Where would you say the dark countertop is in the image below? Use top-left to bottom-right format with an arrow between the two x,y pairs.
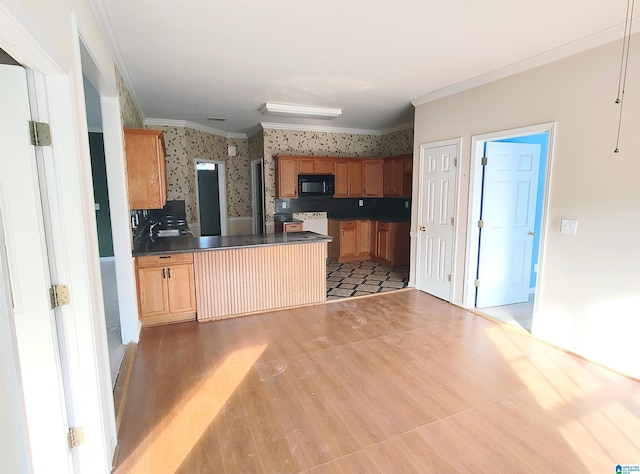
133,231 -> 332,257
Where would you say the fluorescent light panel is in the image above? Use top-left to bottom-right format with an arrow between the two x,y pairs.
260,102 -> 342,120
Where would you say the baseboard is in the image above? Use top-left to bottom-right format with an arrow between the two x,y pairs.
100,256 -> 115,262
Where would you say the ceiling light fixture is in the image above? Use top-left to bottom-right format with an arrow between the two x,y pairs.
260,102 -> 342,120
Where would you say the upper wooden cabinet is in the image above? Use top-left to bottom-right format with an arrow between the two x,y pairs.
383,154 -> 413,197
363,160 -> 383,197
298,157 -> 335,175
334,159 -> 363,197
276,156 -> 298,198
124,128 -> 167,209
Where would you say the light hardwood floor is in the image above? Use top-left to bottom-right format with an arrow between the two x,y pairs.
114,290 -> 640,473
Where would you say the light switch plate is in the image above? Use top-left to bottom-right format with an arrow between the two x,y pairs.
94,202 -> 100,211
358,200 -> 363,206
405,201 -> 409,208
561,218 -> 578,234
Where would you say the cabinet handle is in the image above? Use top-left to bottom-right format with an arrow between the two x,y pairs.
159,256 -> 171,259
167,267 -> 171,278
162,268 -> 166,279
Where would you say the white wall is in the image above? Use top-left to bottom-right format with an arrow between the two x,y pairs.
412,34 -> 640,379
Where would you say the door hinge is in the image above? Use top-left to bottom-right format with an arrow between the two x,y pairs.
67,426 -> 84,449
478,219 -> 484,228
49,284 -> 70,309
474,279 -> 481,288
447,274 -> 452,282
451,217 -> 454,225
481,156 -> 488,166
454,158 -> 458,166
29,121 -> 52,146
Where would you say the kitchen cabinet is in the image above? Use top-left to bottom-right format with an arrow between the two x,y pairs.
403,154 -> 413,198
383,156 -> 405,197
276,156 -> 298,198
373,221 -> 410,266
135,252 -> 196,326
124,128 -> 167,209
356,219 -> 373,258
363,160 -> 383,197
298,157 -> 335,175
328,220 -> 358,262
334,159 -> 363,197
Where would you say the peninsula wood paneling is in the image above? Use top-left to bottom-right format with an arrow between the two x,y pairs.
194,242 -> 326,321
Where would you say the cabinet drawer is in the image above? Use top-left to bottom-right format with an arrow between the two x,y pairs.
377,222 -> 390,230
137,252 -> 194,268
283,222 -> 303,232
340,221 -> 356,230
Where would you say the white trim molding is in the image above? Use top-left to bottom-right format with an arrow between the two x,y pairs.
260,120 -> 414,136
144,118 -> 248,139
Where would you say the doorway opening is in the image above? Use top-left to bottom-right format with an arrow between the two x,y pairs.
83,76 -> 124,387
251,159 -> 265,234
465,124 -> 554,332
195,159 -> 228,236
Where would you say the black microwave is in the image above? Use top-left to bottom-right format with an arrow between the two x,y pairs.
298,174 -> 335,196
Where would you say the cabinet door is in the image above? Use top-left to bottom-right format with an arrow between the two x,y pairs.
167,263 -> 196,314
315,158 -> 335,174
334,160 -> 350,197
348,161 -> 363,196
124,129 -> 167,210
363,160 -> 383,197
298,158 -> 315,174
383,158 -> 394,196
391,159 -> 404,197
277,157 -> 298,198
402,155 -> 413,198
357,220 -> 372,257
376,223 -> 391,263
341,223 -> 358,259
137,266 -> 169,318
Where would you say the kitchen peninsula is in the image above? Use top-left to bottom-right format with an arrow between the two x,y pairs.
133,232 -> 331,326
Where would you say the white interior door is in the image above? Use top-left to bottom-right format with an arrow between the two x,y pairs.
0,64 -> 72,470
476,142 -> 540,308
416,143 -> 458,300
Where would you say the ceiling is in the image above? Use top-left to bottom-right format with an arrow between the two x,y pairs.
91,0 -> 634,137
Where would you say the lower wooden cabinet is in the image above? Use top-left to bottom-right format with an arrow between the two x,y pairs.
372,221 -> 410,267
135,252 -> 196,326
328,219 -> 409,265
328,220 -> 358,262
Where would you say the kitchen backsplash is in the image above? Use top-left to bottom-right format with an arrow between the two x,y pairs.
275,196 -> 411,221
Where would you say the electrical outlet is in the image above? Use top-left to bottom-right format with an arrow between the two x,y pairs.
405,201 -> 409,209
358,200 -> 363,207
282,202 -> 287,209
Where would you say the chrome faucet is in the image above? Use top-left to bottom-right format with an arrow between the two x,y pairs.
149,222 -> 161,237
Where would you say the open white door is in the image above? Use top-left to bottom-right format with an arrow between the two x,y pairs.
416,142 -> 458,300
0,64 -> 72,470
476,142 -> 540,308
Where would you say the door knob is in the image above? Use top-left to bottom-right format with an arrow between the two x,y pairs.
528,231 -> 536,237
420,226 -> 426,231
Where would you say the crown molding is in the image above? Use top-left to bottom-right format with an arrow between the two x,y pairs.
412,22 -> 637,107
260,121 -> 413,136
379,121 -> 415,135
143,118 -> 249,139
89,0 -> 146,121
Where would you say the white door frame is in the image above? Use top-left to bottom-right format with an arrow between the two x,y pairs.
415,138 -> 461,302
251,158 -> 264,234
1,6 -> 123,471
195,158 -> 228,236
463,122 -> 555,312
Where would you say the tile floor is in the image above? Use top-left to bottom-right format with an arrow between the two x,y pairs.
326,259 -> 410,299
